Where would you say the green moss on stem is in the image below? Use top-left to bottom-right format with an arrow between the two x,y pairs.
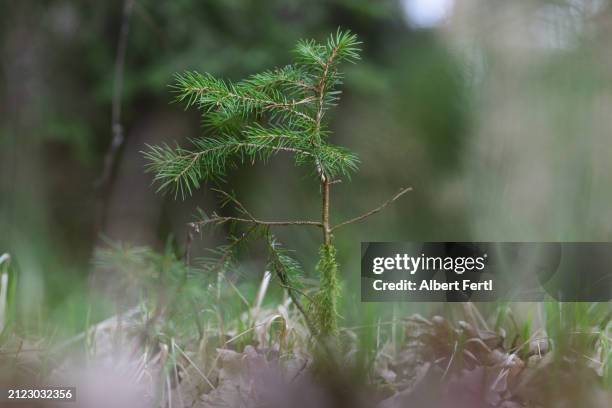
313,244 -> 340,337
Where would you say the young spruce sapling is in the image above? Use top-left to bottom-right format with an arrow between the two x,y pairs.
144,30 -> 411,338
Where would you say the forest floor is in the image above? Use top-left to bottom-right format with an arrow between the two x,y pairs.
2,295 -> 611,408
1,249 -> 611,407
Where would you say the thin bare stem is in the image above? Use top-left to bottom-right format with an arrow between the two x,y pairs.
331,187 -> 412,231
213,189 -> 259,219
195,215 -> 323,228
196,189 -> 323,229
314,46 -> 340,245
322,179 -> 331,245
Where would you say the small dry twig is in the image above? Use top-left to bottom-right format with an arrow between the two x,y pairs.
332,187 -> 412,231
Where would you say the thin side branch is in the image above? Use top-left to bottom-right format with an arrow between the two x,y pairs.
331,187 -> 412,231
198,189 -> 323,229
213,189 -> 256,219
195,215 -> 323,229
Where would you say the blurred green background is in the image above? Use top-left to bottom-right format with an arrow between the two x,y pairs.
1,0 -> 612,335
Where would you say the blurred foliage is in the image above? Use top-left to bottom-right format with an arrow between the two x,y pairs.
0,0 -> 469,327
3,0 -> 611,341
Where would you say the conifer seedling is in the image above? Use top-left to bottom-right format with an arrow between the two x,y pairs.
144,29 -> 411,338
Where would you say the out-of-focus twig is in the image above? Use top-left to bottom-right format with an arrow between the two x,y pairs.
0,253 -> 10,332
0,253 -> 10,266
95,0 -> 136,191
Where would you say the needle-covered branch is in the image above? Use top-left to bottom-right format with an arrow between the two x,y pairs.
195,225 -> 259,274
264,233 -> 318,336
331,187 -> 413,231
144,127 -> 358,199
144,30 -> 361,199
